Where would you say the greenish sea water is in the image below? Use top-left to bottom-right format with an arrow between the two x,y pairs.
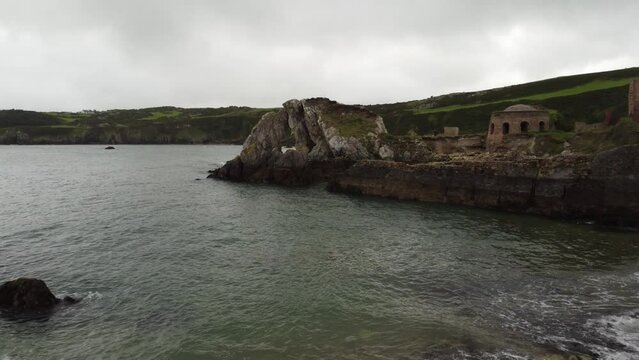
1,145 -> 638,359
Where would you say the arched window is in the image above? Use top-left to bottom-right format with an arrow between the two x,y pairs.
520,121 -> 529,133
539,121 -> 546,131
502,122 -> 510,135
490,123 -> 495,134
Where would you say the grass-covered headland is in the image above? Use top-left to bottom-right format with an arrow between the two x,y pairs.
1,67 -> 638,144
0,107 -> 274,144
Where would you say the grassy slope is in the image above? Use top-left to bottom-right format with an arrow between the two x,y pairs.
0,67 -> 637,144
368,67 -> 639,135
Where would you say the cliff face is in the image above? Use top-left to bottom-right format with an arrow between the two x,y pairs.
328,145 -> 639,228
211,98 -> 388,185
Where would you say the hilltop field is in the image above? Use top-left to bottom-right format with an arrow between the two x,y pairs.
1,67 -> 638,144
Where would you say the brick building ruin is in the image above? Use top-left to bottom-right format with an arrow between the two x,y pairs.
486,104 -> 550,150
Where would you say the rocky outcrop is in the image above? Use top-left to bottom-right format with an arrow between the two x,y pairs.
328,145 -> 639,228
0,278 -> 76,312
211,98 -> 388,185
210,97 -> 639,228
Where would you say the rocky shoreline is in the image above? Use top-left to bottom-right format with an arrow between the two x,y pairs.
210,98 -> 639,229
327,146 -> 639,228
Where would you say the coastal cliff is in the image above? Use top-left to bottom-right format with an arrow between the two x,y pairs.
211,98 -> 639,228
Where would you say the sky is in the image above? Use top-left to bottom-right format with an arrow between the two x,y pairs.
0,0 -> 638,111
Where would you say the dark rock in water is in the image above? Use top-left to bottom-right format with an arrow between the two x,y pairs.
195,178 -> 201,181
62,296 -> 79,304
207,169 -> 216,173
0,278 -> 61,312
105,146 -> 115,150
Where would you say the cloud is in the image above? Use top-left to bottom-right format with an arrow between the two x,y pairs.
0,0 -> 637,110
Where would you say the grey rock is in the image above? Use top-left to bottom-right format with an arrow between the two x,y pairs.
213,98 -> 388,184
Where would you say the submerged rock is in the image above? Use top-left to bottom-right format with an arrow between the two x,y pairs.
0,278 -> 77,312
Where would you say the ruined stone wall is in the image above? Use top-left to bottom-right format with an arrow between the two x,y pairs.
443,127 -> 459,137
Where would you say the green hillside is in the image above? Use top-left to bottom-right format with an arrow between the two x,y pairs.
1,67 -> 637,144
0,106 -> 273,144
368,67 -> 639,135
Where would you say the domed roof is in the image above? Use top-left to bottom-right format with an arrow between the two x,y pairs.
503,104 -> 538,112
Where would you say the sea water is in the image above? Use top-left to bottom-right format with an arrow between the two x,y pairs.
0,145 -> 638,359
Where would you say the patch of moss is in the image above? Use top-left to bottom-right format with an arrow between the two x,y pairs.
140,110 -> 183,120
320,111 -> 377,138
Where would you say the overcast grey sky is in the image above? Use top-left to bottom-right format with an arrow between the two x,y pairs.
0,0 -> 637,111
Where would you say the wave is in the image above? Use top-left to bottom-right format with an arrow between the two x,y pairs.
63,291 -> 104,302
587,312 -> 639,360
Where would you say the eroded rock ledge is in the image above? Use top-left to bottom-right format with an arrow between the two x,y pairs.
327,145 -> 639,228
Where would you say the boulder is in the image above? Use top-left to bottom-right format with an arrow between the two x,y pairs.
0,278 -> 76,312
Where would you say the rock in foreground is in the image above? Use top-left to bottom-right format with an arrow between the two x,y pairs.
0,278 -> 74,312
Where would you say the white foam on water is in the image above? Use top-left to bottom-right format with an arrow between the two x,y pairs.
588,312 -> 639,360
64,291 -> 104,301
481,352 -> 531,360
83,291 -> 103,301
455,350 -> 532,360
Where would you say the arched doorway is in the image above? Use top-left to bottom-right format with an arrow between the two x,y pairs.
490,123 -> 495,134
539,121 -> 546,131
520,121 -> 529,133
502,122 -> 510,135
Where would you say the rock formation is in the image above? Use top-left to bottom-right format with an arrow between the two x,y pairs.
0,278 -> 76,312
211,98 -> 388,185
328,145 -> 639,228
